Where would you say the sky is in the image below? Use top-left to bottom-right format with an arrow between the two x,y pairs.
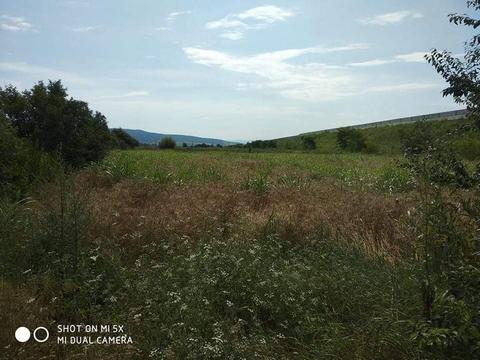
0,0 -> 476,141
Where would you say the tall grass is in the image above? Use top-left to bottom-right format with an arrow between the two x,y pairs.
96,150 -> 414,193
4,148 -> 474,358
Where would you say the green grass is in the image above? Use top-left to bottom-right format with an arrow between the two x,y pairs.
98,149 -> 414,193
1,187 -> 422,359
276,118 -> 476,155
3,147 -> 473,359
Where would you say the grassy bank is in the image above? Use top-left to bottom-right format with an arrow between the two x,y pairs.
275,117 -> 480,158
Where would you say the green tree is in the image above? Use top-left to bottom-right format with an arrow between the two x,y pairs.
426,0 -> 480,129
337,128 -> 366,152
111,128 -> 139,149
0,114 -> 59,198
0,80 -> 112,167
301,136 -> 316,150
410,2 -> 480,357
158,137 -> 176,149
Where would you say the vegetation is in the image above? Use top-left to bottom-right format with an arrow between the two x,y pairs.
111,128 -> 140,149
301,136 -> 316,150
158,136 -> 176,149
275,117 -> 480,157
337,127 -> 367,152
426,0 -> 480,129
0,81 -> 112,168
245,139 -> 278,149
408,3 -> 480,356
0,2 -> 479,358
0,113 -> 60,199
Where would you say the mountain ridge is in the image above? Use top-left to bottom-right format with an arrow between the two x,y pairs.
122,129 -> 240,146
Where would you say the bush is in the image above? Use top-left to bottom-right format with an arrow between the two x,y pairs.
362,141 -> 379,154
452,134 -> 480,160
301,136 -> 316,150
0,114 -> 60,198
0,81 -> 112,168
400,121 -> 435,156
411,189 -> 480,359
158,137 -> 176,149
111,128 -> 139,149
337,128 -> 367,152
246,140 -> 277,149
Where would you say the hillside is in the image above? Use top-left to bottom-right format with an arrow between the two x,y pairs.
275,114 -> 480,159
123,129 -> 240,146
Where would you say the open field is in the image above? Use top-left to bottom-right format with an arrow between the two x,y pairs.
2,149 -> 428,359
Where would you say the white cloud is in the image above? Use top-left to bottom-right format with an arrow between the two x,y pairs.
358,10 -> 423,26
237,5 -> 296,23
98,90 -> 149,99
349,52 -> 428,67
154,10 -> 190,31
220,31 -> 244,40
0,62 -> 90,85
349,59 -> 396,67
394,52 -> 427,62
206,5 -> 297,40
364,83 -> 439,93
183,45 -> 437,101
166,11 -> 191,22
70,25 -> 102,33
0,15 -> 34,32
183,44 -> 366,101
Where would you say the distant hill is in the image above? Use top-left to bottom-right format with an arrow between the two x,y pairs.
122,129 -> 240,147
273,111 -> 479,159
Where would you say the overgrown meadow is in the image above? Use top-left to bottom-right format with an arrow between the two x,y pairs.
2,149 -> 428,359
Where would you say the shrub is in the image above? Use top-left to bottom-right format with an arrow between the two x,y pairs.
301,136 -> 316,150
400,121 -> 435,156
158,137 -> 176,149
411,189 -> 480,359
246,140 -> 277,149
111,128 -> 139,149
362,141 -> 379,154
0,114 -> 60,198
452,134 -> 480,160
337,128 -> 366,152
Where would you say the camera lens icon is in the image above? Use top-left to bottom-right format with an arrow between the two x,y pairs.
15,326 -> 49,343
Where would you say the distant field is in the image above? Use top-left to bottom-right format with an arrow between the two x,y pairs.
100,149 -> 413,193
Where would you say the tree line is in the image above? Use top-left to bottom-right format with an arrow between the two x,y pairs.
0,80 -> 139,197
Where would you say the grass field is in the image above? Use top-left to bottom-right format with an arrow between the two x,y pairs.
1,148 -> 432,359
100,149 -> 413,193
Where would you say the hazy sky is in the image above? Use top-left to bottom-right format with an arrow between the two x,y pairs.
0,0 -> 475,141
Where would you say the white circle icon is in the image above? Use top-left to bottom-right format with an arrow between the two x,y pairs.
33,327 -> 49,343
15,327 -> 31,342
